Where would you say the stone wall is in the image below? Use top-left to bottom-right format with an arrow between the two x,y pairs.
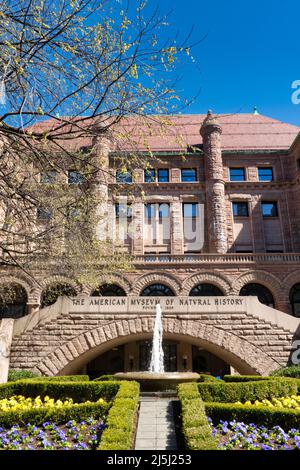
8,296 -> 300,377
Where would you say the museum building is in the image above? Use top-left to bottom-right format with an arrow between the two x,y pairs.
1,111 -> 300,380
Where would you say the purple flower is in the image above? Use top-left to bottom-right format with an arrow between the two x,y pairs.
261,444 -> 273,450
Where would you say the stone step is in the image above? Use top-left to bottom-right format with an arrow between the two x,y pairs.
134,399 -> 178,451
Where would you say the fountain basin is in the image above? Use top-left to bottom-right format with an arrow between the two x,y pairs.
114,372 -> 200,392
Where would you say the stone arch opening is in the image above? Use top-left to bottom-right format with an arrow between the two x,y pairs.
132,272 -> 181,296
189,283 -> 224,296
0,283 -> 28,318
92,284 -> 127,297
182,272 -> 231,296
41,283 -> 78,308
289,283 -> 300,318
140,284 -> 175,297
33,319 -> 280,377
239,283 -> 275,308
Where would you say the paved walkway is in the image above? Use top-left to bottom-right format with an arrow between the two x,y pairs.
135,398 -> 177,450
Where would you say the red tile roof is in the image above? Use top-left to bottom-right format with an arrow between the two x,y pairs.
29,114 -> 300,152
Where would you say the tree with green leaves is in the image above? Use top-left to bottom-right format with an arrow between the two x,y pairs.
0,0 -> 197,291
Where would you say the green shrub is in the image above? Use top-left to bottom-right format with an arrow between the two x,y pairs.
271,365 -> 300,378
177,383 -> 217,450
223,375 -> 272,383
99,381 -> 140,450
205,402 -> 300,430
20,375 -> 90,382
0,401 -> 110,428
0,380 -> 120,402
7,370 -> 40,382
198,374 -> 220,383
198,379 -> 298,403
93,375 -> 117,382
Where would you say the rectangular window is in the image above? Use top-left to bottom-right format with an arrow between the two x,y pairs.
68,170 -> 85,185
158,169 -> 169,182
183,203 -> 199,218
37,207 -> 53,220
144,169 -> 156,182
40,170 -> 57,184
181,168 -> 197,182
232,202 -> 249,217
116,170 -> 132,184
144,203 -> 155,219
115,204 -> 132,218
261,201 -> 278,218
229,168 -> 246,181
258,167 -> 274,182
144,169 -> 169,182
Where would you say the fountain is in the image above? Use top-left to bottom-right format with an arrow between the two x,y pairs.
114,303 -> 199,391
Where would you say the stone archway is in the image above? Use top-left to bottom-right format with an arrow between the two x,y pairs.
181,272 -> 232,296
231,270 -> 282,302
132,273 -> 181,296
32,317 -> 280,377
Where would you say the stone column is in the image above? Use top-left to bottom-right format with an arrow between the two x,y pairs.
91,131 -> 110,242
200,110 -> 227,253
0,319 -> 14,383
171,198 -> 183,254
132,201 -> 144,255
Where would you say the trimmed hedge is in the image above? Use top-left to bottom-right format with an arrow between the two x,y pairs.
8,370 -> 40,382
0,400 -> 110,428
205,402 -> 300,430
99,381 -> 140,450
0,380 -> 119,402
198,374 -> 220,383
223,375 -> 272,383
271,365 -> 300,378
177,383 -> 217,450
197,379 -> 298,403
93,375 -> 117,382
19,375 -> 90,383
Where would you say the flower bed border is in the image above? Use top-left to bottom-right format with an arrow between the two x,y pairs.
197,379 -> 298,403
205,402 -> 300,429
99,381 -> 140,450
0,380 -> 119,402
177,383 -> 217,451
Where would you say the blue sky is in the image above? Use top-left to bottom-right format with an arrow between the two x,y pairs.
159,0 -> 300,126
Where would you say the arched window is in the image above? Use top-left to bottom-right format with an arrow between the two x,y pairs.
189,283 -> 224,296
239,283 -> 275,308
41,283 -> 77,308
0,284 -> 28,318
289,283 -> 300,317
141,283 -> 175,297
92,284 -> 126,296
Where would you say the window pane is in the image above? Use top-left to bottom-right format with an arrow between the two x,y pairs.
181,169 -> 197,182
145,203 -> 155,219
41,170 -> 57,184
158,169 -> 169,182
68,170 -> 85,185
116,170 -> 132,183
159,203 -> 170,218
116,204 -> 132,218
261,202 -> 278,217
232,202 -> 248,217
258,167 -> 273,182
144,169 -> 156,182
229,168 -> 245,181
183,203 -> 199,217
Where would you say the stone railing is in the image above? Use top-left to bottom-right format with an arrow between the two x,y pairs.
134,253 -> 300,264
